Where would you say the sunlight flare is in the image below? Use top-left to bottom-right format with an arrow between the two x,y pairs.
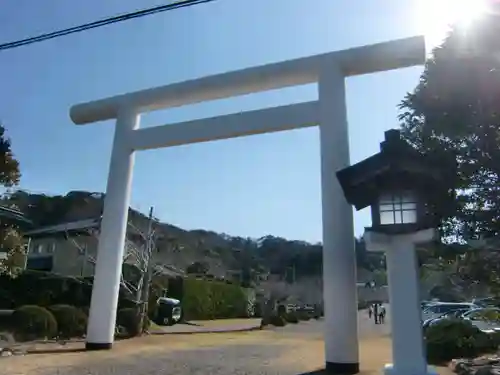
417,0 -> 490,50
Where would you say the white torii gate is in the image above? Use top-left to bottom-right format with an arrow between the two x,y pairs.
70,35 -> 425,374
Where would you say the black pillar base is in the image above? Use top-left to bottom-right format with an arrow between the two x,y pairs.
325,362 -> 360,374
86,342 -> 113,351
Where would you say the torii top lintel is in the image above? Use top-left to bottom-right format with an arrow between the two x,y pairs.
70,35 -> 425,125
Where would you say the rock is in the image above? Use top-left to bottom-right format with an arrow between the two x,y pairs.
0,349 -> 12,357
0,332 -> 15,350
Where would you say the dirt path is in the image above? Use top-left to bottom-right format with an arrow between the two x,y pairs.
0,326 -> 448,375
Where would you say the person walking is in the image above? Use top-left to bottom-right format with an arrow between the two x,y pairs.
379,303 -> 386,324
368,304 -> 373,320
373,303 -> 379,324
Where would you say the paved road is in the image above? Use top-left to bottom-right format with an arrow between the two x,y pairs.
266,309 -> 391,339
0,311 -> 392,375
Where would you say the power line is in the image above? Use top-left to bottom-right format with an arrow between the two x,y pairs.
0,0 -> 217,51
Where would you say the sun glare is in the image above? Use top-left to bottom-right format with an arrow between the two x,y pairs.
417,0 -> 489,51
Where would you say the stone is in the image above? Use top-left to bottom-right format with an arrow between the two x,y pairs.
0,349 -> 12,357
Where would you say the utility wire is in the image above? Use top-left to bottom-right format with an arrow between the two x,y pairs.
0,0 -> 217,51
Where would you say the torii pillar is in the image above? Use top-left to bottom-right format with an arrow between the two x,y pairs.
69,35 -> 425,374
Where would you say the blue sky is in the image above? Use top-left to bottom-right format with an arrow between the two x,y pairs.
1,0 -> 430,242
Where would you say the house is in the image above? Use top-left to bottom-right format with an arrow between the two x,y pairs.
23,217 -> 185,278
23,218 -> 101,274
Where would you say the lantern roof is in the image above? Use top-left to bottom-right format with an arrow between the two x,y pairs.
336,129 -> 453,211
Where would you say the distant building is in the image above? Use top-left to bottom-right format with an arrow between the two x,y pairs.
23,217 -> 184,278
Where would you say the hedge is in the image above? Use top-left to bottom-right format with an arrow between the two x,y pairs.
47,304 -> 87,339
181,278 -> 248,320
1,271 -> 250,322
12,305 -> 58,341
0,270 -> 168,311
261,314 -> 287,327
284,312 -> 299,324
425,319 -> 499,364
116,308 -> 141,337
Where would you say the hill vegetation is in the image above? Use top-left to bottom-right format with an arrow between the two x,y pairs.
4,190 -> 386,286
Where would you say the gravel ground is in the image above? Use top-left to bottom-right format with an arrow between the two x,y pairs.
30,343 -> 289,375
0,311 -> 393,375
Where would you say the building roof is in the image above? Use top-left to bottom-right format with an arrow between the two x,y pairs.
24,214 -> 158,241
24,217 -> 101,238
0,205 -> 32,227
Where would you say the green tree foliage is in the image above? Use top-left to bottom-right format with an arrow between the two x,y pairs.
0,125 -> 20,187
399,14 -> 500,240
0,124 -> 22,275
186,261 -> 209,274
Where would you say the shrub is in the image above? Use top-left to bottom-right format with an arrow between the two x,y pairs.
182,278 -> 248,320
80,306 -> 90,317
47,305 -> 87,339
260,316 -> 270,327
277,304 -> 287,317
297,311 -> 311,321
116,308 -> 141,338
284,312 -> 299,324
12,305 -> 57,341
425,319 -> 498,364
270,314 -> 287,327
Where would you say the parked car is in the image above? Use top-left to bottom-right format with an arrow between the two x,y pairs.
461,307 -> 500,333
421,301 -> 438,310
153,297 -> 182,326
422,308 -> 470,330
421,302 -> 478,322
472,297 -> 500,308
423,307 -> 500,333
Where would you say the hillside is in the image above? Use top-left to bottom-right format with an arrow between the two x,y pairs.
5,190 -> 385,284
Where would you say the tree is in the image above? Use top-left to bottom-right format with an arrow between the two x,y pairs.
0,227 -> 25,275
398,13 -> 500,240
0,124 -> 22,275
186,261 -> 209,275
0,125 -> 20,187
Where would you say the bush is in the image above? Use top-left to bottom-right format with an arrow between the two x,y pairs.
284,312 -> 299,324
297,311 -> 311,321
80,306 -> 90,318
12,305 -> 57,341
277,304 -> 287,316
260,316 -> 269,327
182,279 -> 248,320
425,319 -> 498,364
47,305 -> 87,339
116,308 -> 141,338
270,314 -> 287,327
